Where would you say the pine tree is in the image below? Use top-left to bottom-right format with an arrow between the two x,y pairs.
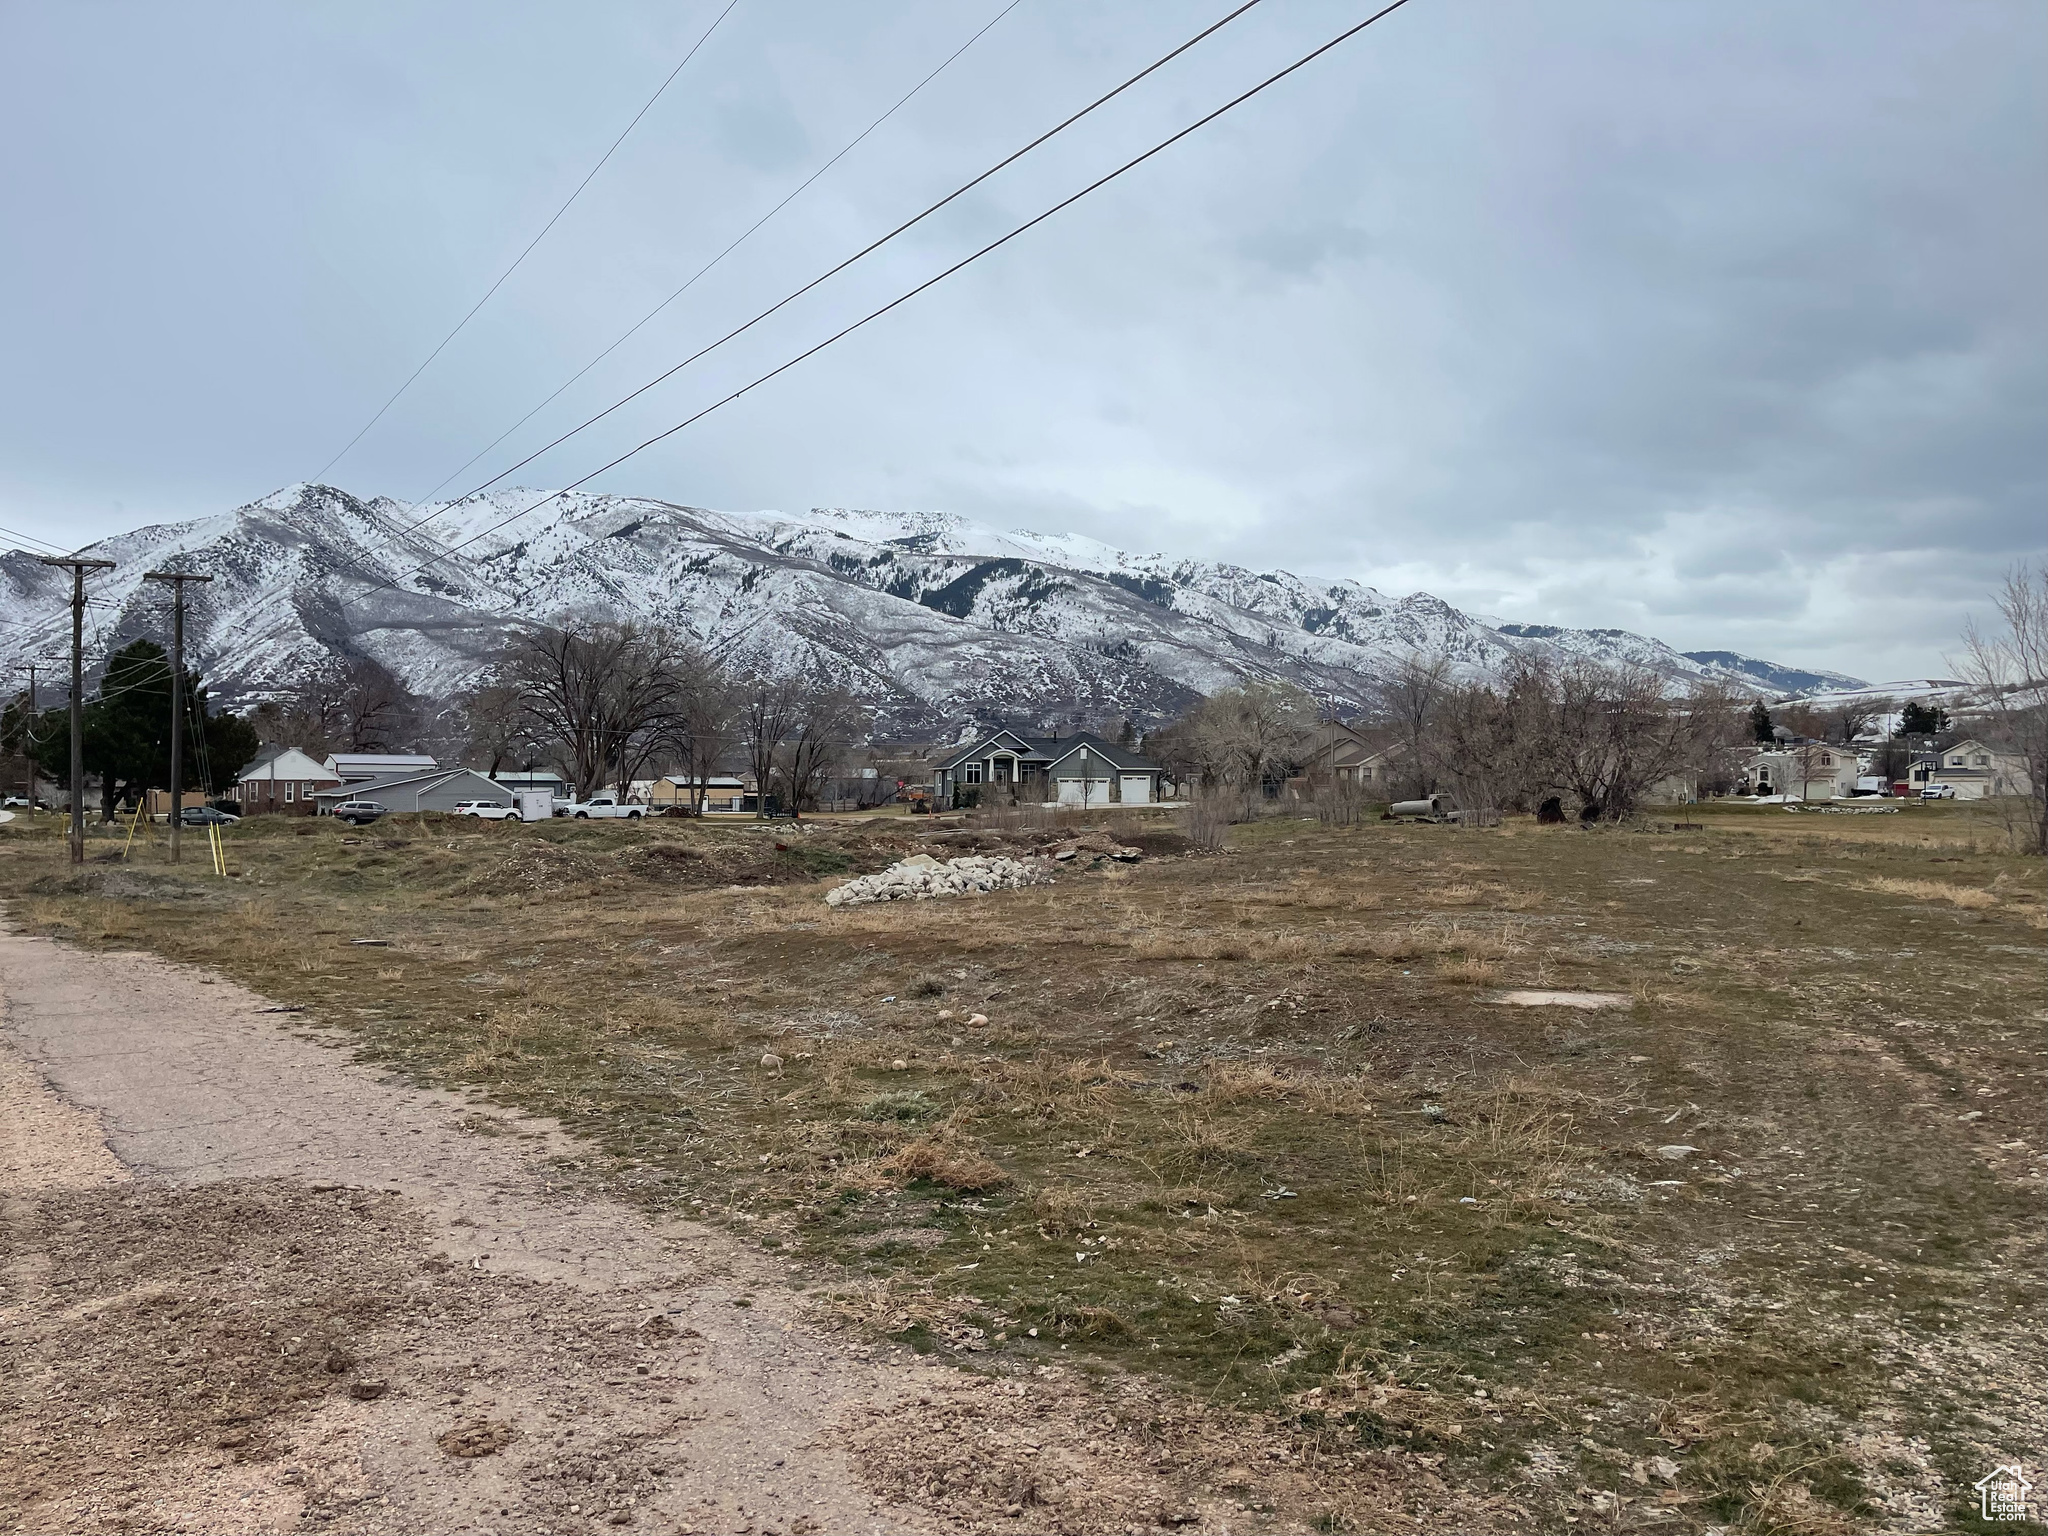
1748,699 -> 1775,743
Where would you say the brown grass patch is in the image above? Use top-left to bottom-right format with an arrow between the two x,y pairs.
1434,955 -> 1500,985
1858,875 -> 1998,908
882,1135 -> 1009,1192
1031,1184 -> 1094,1238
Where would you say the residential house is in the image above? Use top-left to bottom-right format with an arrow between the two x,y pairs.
325,753 -> 438,783
932,731 -> 1165,808
1925,739 -> 2034,800
234,746 -> 343,816
648,775 -> 749,812
1291,721 -> 1406,795
311,767 -> 512,816
1742,742 -> 1859,801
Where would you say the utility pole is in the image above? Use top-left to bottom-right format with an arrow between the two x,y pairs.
3,661 -> 33,811
142,570 -> 212,864
20,662 -> 33,813
38,556 -> 115,864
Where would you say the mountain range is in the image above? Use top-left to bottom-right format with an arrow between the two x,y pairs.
1,483 -> 1866,736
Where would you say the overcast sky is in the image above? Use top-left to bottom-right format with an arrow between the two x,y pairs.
2,1 -> 2040,679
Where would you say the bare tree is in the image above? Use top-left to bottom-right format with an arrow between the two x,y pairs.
778,686 -> 863,818
1429,673 -> 1533,817
336,658 -> 419,752
1803,693 -> 1894,745
652,653 -> 735,814
507,622 -> 680,798
1426,659 -> 1731,821
1532,661 -> 1727,819
459,682 -> 527,778
735,672 -> 804,818
1372,653 -> 1453,799
1956,564 -> 2048,855
1164,679 -> 1318,814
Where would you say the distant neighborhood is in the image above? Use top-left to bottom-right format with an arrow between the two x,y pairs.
2,606 -> 2040,849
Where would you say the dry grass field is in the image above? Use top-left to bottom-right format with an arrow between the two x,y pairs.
3,800 -> 2043,1533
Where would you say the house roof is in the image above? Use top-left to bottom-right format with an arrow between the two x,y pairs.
659,775 -> 747,788
237,746 -> 337,782
936,730 -> 1159,774
933,730 -> 1047,771
313,767 -> 507,801
326,753 -> 439,775
1041,733 -> 1159,773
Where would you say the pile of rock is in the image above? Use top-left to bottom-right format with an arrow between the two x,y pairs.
824,852 -> 1049,907
1048,834 -> 1142,863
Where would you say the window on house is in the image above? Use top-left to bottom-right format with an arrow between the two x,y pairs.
284,782 -> 295,802
1819,754 -> 1832,766
964,763 -> 982,784
1974,754 -> 1989,765
1950,756 -> 1965,766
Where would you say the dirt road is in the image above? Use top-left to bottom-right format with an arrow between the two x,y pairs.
1,924 -> 968,1533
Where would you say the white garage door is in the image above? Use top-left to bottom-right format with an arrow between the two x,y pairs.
1119,775 -> 1152,805
1055,777 -> 1084,805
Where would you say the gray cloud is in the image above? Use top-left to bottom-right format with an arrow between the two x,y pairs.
1,0 -> 2040,679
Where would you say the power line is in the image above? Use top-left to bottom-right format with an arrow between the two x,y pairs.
377,0 -> 1268,546
317,0 -> 1023,611
415,0 -> 1026,508
352,0 -> 1415,606
312,0 -> 745,483
0,522 -> 73,556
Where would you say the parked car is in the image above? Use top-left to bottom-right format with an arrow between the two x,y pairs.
562,794 -> 646,820
1919,784 -> 1956,800
2,795 -> 49,810
453,799 -> 523,822
332,800 -> 388,825
179,806 -> 240,825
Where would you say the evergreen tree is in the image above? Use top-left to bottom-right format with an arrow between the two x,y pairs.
1898,699 -> 1950,738
28,640 -> 260,817
1748,699 -> 1775,743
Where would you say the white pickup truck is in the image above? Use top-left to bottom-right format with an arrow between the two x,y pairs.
562,793 -> 647,820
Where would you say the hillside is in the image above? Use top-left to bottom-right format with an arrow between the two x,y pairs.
0,484 -> 1863,734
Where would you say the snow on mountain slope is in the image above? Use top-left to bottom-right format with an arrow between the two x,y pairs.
0,484 -> 1861,735
1676,650 -> 1868,697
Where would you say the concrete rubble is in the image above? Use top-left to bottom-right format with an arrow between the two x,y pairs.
824,853 -> 1050,907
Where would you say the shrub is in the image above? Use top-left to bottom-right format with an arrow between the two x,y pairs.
859,1090 -> 938,1122
1178,793 -> 1232,852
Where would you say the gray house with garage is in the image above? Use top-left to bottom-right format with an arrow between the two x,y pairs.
931,731 -> 1166,809
310,767 -> 514,816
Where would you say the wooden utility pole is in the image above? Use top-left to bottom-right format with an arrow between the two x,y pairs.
38,556 -> 116,864
19,661 -> 33,813
142,570 -> 212,864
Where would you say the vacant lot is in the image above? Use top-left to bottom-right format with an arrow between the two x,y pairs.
3,801 -> 2043,1533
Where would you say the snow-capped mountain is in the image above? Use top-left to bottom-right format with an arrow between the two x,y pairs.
0,484 -> 1863,735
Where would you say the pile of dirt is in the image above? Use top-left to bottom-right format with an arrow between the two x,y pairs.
614,831 -> 914,889
460,840 -> 614,897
